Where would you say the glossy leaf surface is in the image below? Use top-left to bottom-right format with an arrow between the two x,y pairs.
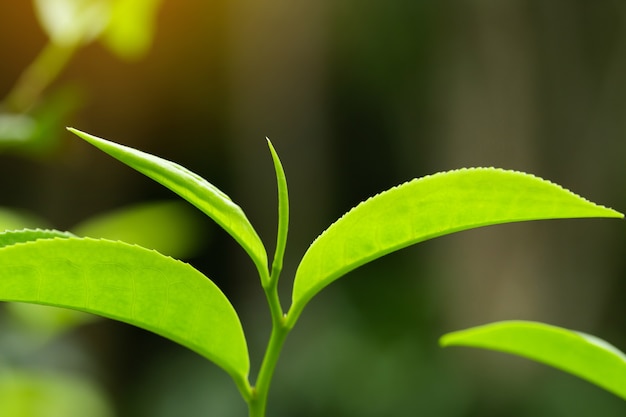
440,320 -> 626,400
289,168 -> 623,324
267,138 -> 289,288
68,128 -> 269,283
0,237 -> 250,390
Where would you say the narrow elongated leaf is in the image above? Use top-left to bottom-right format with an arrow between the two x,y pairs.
288,168 -> 623,325
267,138 -> 289,287
0,228 -> 73,248
0,238 -> 250,393
68,128 -> 269,283
440,320 -> 626,400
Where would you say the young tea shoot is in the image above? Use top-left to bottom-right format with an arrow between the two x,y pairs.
0,128 -> 623,416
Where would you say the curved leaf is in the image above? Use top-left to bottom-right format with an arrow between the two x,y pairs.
440,320 -> 626,400
288,168 -> 623,325
267,138 -> 289,288
0,237 -> 250,394
0,228 -> 73,248
68,128 -> 269,283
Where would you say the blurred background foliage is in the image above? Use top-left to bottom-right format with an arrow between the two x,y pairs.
1,0 -> 626,416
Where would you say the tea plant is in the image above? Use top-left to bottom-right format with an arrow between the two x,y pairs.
0,128 -> 624,416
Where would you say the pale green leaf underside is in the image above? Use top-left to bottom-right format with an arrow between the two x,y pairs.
289,168 -> 623,323
68,128 -> 268,282
0,237 -> 249,387
0,228 -> 73,248
440,320 -> 626,400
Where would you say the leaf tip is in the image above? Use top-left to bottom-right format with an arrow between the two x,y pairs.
67,127 -> 90,140
438,332 -> 458,348
438,335 -> 450,348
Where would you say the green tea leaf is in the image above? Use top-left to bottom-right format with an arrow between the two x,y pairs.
0,237 -> 250,394
68,128 -> 269,284
0,229 -> 73,248
0,113 -> 37,145
267,138 -> 289,288
289,168 -> 623,325
440,320 -> 626,400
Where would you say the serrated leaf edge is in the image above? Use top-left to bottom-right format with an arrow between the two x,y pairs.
308,168 -> 621,247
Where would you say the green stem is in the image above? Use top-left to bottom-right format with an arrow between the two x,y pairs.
3,41 -> 77,112
248,313 -> 290,417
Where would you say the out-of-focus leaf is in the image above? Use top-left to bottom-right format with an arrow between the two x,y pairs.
101,0 -> 164,59
0,370 -> 114,417
6,303 -> 97,339
0,114 -> 36,145
0,209 -> 49,232
440,321 -> 626,401
1,86 -> 82,156
72,200 -> 207,258
33,0 -> 111,46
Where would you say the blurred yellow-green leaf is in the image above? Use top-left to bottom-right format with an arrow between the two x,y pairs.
72,200 -> 207,259
0,370 -> 113,417
1,84 -> 82,156
0,208 -> 48,232
5,303 -> 98,340
101,0 -> 164,59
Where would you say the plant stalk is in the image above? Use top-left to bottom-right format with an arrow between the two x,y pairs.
247,138 -> 292,416
248,301 -> 290,417
4,41 -> 77,112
